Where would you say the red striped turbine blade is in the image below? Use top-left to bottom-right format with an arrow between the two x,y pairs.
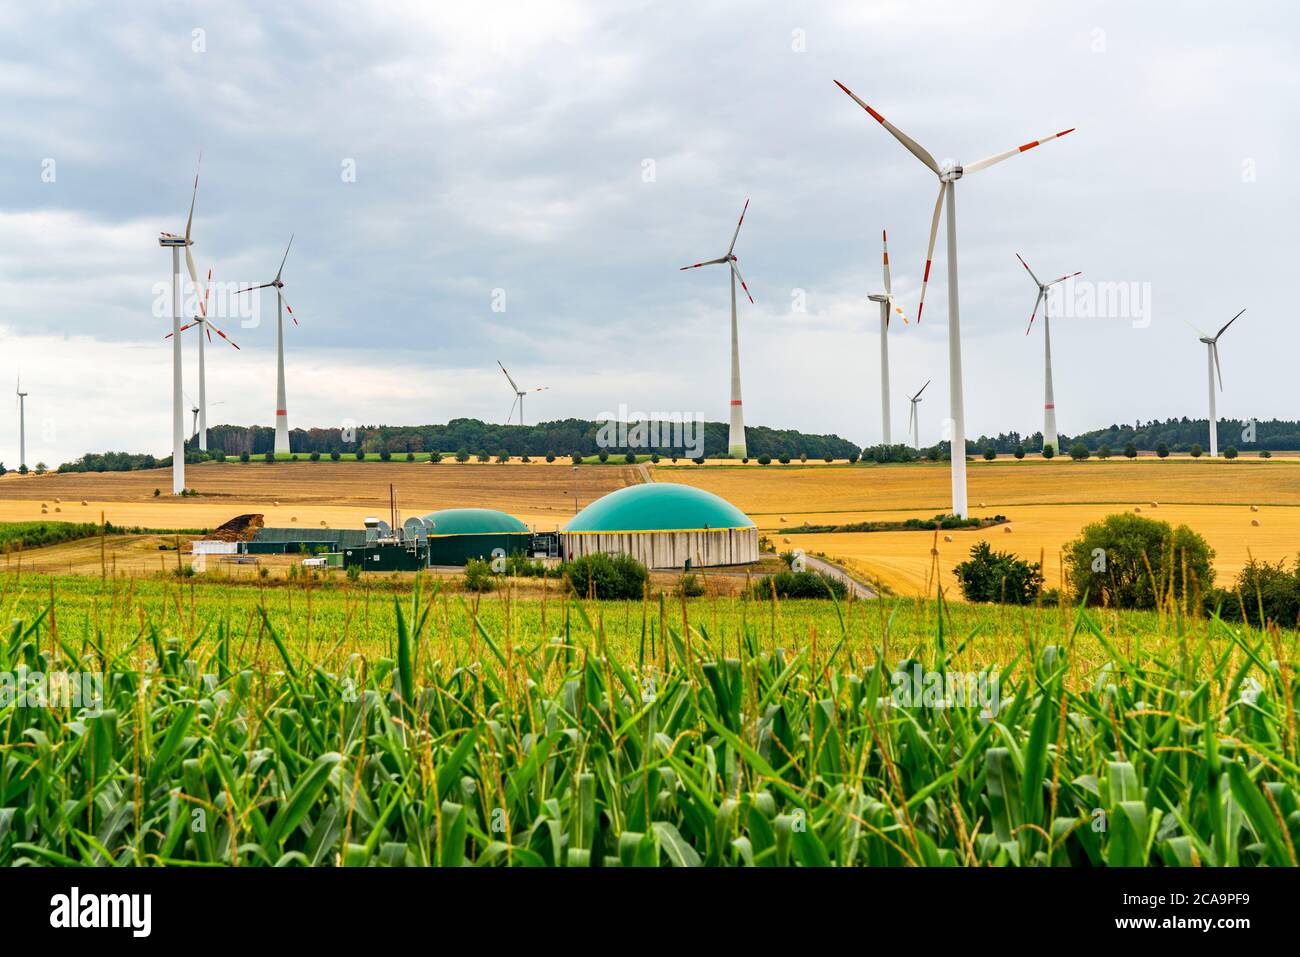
833,81 -> 940,175
209,322 -> 241,350
731,262 -> 754,304
1026,288 -> 1045,336
915,181 -> 947,323
727,198 -> 749,256
964,127 -> 1075,175
282,296 -> 298,325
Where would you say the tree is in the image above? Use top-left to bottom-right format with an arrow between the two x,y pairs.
496,450 -> 510,463
406,451 -> 416,462
597,450 -> 610,463
546,451 -> 557,463
1156,442 -> 1169,458
355,450 -> 366,461
1261,450 -> 1273,459
692,456 -> 705,465
1068,443 -> 1089,461
1224,446 -> 1238,459
758,455 -> 772,465
0,462 -> 5,476
624,452 -> 637,464
953,541 -> 1043,604
569,452 -> 582,465
1063,512 -> 1215,608
1098,444 -> 1112,459
456,449 -> 471,463
1041,445 -> 1055,459
1189,443 -> 1202,458
264,452 -> 275,463
982,447 -> 997,461
330,450 -> 341,461
379,449 -> 392,462
476,450 -> 490,462
1124,442 -> 1137,459
1013,445 -> 1025,460
240,451 -> 251,462
310,451 -> 321,461
428,450 -> 443,463
778,455 -> 791,465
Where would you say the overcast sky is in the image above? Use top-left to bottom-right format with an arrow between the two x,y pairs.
1,0 -> 1296,466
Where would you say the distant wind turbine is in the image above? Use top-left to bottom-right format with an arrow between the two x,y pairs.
497,361 -> 548,425
907,379 -> 930,450
158,153 -> 206,493
680,199 -> 754,458
1016,254 -> 1081,456
867,229 -> 908,444
1193,309 -> 1245,457
235,236 -> 298,456
15,376 -> 28,470
166,267 -> 240,451
835,80 -> 1074,515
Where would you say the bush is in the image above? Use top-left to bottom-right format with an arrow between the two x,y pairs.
824,454 -> 834,463
428,451 -> 442,463
456,449 -> 470,463
563,553 -> 649,600
982,448 -> 997,461
758,455 -> 772,466
1069,443 -> 1090,461
1260,450 -> 1273,459
1098,445 -> 1112,460
330,450 -> 341,461
1063,512 -> 1215,609
675,573 -> 706,598
355,450 -> 366,461
779,455 -> 791,465
1124,442 -> 1137,459
211,451 -> 226,462
546,452 -> 557,463
649,453 -> 660,464
692,456 -> 705,465
1041,445 -> 1055,459
379,449 -> 392,462
406,452 -> 416,462
240,451 -> 251,463
1189,443 -> 1202,458
624,452 -> 637,464
263,452 -> 275,463
748,570 -> 847,600
309,451 -> 320,461
290,454 -> 299,461
598,450 -> 610,463
847,452 -> 859,464
496,450 -> 509,463
476,450 -> 490,462
1209,556 -> 1300,628
463,558 -> 496,593
1224,446 -> 1238,459
570,452 -> 582,465
504,552 -> 549,578
953,541 -> 1043,604
1013,445 -> 1025,460
1156,443 -> 1169,458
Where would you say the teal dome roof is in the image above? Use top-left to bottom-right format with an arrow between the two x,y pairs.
565,484 -> 754,533
420,508 -> 528,535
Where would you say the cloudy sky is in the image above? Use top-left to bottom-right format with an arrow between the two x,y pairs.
1,1 -> 1295,466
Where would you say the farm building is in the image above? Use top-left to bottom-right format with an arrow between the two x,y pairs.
561,484 -> 758,568
341,507 -> 537,570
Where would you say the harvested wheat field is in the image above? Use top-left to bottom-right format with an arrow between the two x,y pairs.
0,461 -> 637,530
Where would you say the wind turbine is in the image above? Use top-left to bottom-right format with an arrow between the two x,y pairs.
1016,254 -> 1081,455
680,199 -> 754,458
907,379 -> 930,450
835,80 -> 1074,516
158,154 -> 207,493
1194,309 -> 1245,457
497,361 -> 548,425
867,229 -> 908,444
235,236 -> 298,456
165,268 -> 241,451
15,377 -> 27,471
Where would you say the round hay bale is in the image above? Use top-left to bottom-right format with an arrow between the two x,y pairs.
1134,506 -> 1142,512
1150,501 -> 1159,508
290,516 -> 297,523
54,497 -> 60,503
780,516 -> 787,523
80,500 -> 87,506
320,520 -> 327,527
54,507 -> 61,513
782,536 -> 791,544
1250,505 -> 1260,512
1002,525 -> 1013,533
930,547 -> 940,556
943,534 -> 953,543
978,502 -> 986,508
1251,518 -> 1261,527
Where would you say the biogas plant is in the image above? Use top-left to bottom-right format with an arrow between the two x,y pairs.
191,484 -> 758,572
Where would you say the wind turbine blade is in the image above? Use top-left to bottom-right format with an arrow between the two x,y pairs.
679,257 -> 729,270
1026,288 -> 1045,336
908,401 -> 915,430
889,295 -> 909,326
280,292 -> 298,326
206,319 -> 241,350
184,151 -> 202,243
881,229 -> 892,295
964,127 -> 1076,174
1213,342 -> 1223,391
1214,308 -> 1245,341
497,360 -> 520,393
275,234 -> 295,282
206,324 -> 212,343
1046,270 -> 1082,286
185,247 -> 207,317
507,396 -> 518,423
726,198 -> 749,256
915,181 -> 947,323
833,81 -> 940,175
533,386 -> 550,393
1015,253 -> 1043,287
730,261 -> 754,304
233,283 -> 274,295
914,379 -> 931,400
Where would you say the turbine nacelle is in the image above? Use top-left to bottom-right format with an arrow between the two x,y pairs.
939,162 -> 963,182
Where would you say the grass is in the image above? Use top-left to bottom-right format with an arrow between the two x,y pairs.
1,571 -> 1297,866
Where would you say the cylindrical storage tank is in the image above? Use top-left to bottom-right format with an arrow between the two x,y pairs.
421,508 -> 532,566
561,484 -> 758,568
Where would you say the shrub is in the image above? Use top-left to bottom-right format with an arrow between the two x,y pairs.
211,451 -> 226,462
624,452 -> 637,464
463,558 -> 495,593
953,541 -> 1043,604
1224,446 -> 1238,459
496,450 -> 509,463
355,450 -> 366,461
240,451 -> 251,463
263,452 -> 275,463
406,452 -> 416,462
779,455 -> 791,465
429,451 -> 442,463
982,448 -> 997,461
824,454 -> 834,463
1156,443 -> 1169,458
758,455 -> 772,466
1098,445 -> 1112,460
1189,443 -> 1202,458
1124,442 -> 1138,459
476,450 -> 490,463
546,452 -> 557,463
1209,556 -> 1300,628
570,452 -> 582,465
379,449 -> 392,462
309,451 -> 320,461
1069,443 -> 1090,461
1013,445 -> 1025,460
153,488 -> 161,497
330,450 -> 341,461
1041,445 -> 1055,460
504,552 -> 549,578
674,573 -> 706,598
748,570 -> 847,600
1063,512 -> 1214,609
456,449 -> 470,463
563,553 -> 649,600
649,453 -> 660,464
291,454 -> 299,461
1260,450 -> 1272,459
799,453 -> 808,463
847,452 -> 859,464
520,454 -> 531,463
692,456 -> 705,465
598,450 -> 610,463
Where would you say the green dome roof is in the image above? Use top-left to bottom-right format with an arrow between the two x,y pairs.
565,484 -> 754,533
420,508 -> 529,535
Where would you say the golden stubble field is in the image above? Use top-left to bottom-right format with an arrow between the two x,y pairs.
657,459 -> 1300,597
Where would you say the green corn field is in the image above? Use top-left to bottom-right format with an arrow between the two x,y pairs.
0,572 -> 1296,866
